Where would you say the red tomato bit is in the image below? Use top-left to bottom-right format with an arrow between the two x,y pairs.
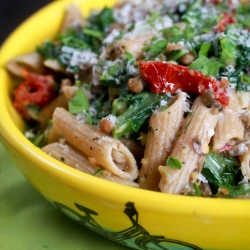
219,142 -> 232,152
138,61 -> 229,106
13,68 -> 55,119
215,12 -> 237,33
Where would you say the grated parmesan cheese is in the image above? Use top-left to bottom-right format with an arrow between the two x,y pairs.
60,46 -> 98,72
76,112 -> 88,124
89,106 -> 97,117
105,114 -> 117,126
103,29 -> 121,45
198,173 -> 208,184
207,129 -> 215,137
58,143 -> 70,153
160,100 -> 168,107
25,130 -> 35,138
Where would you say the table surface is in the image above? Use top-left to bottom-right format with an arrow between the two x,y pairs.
1,1 -> 126,249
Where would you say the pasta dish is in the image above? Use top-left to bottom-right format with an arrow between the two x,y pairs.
6,0 -> 250,198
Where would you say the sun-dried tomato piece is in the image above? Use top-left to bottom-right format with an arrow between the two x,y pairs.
138,61 -> 229,106
13,68 -> 55,119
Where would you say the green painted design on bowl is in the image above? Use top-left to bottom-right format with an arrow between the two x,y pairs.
54,201 -> 202,250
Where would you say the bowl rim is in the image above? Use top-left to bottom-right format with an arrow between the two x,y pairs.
0,0 -> 250,219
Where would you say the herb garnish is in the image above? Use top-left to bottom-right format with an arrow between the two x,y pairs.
93,169 -> 104,176
166,157 -> 182,170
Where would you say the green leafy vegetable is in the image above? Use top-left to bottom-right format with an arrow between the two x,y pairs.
181,0 -> 203,25
181,0 -> 218,35
112,99 -> 128,116
193,183 -> 201,197
87,7 -> 116,32
83,28 -> 103,38
37,10 -> 114,71
59,28 -> 89,49
219,183 -> 250,198
217,25 -> 250,91
87,91 -> 112,125
100,55 -> 137,95
166,49 -> 188,62
201,151 -> 248,197
235,4 -> 250,28
146,12 -> 162,26
163,26 -> 185,43
202,151 -> 241,191
198,43 -> 211,57
68,89 -> 89,114
189,43 -> 223,76
219,27 -> 239,66
36,41 -> 61,60
93,169 -> 104,176
143,37 -> 168,60
190,55 -> 223,76
29,133 -> 45,148
166,157 -> 182,170
113,92 -> 168,138
69,89 -> 94,124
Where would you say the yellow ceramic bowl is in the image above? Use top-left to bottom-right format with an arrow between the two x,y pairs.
0,1 -> 250,249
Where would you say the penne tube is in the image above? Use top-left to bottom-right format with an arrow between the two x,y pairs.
43,59 -> 66,73
239,145 -> 250,181
60,4 -> 86,34
236,91 -> 250,110
52,107 -> 138,180
5,52 -> 44,76
114,33 -> 153,59
158,96 -> 219,194
37,94 -> 68,129
212,109 -> 244,152
44,124 -> 58,145
235,91 -> 250,128
139,93 -> 187,191
42,142 -> 138,187
61,85 -> 79,102
119,137 -> 144,164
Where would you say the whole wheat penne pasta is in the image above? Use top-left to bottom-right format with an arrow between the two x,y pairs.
139,93 -> 187,191
52,107 -> 138,180
119,137 -> 144,163
239,145 -> 250,181
236,91 -> 250,110
5,52 -> 44,76
212,91 -> 245,152
114,33 -> 153,59
227,90 -> 240,110
60,4 -> 86,34
42,142 -> 138,187
158,96 -> 219,194
44,124 -> 58,145
38,94 -> 68,129
235,91 -> 250,127
61,85 -> 79,102
212,109 -> 244,152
